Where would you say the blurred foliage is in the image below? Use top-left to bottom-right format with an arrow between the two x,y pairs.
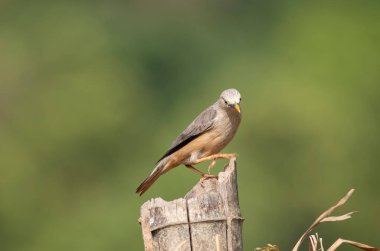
0,1 -> 379,250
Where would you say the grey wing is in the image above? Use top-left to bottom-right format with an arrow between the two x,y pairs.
157,106 -> 217,162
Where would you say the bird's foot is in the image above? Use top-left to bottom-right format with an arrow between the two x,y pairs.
194,153 -> 237,165
217,153 -> 237,159
200,174 -> 218,183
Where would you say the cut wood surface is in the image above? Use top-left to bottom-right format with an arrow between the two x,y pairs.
139,158 -> 244,251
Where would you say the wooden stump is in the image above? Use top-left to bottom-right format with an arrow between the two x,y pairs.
139,158 -> 244,251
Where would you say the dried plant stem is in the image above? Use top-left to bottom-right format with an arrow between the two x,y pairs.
327,238 -> 380,251
292,189 -> 355,251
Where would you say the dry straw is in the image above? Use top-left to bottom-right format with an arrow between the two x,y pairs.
257,189 -> 380,251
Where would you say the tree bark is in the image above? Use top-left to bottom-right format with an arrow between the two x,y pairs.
139,158 -> 244,251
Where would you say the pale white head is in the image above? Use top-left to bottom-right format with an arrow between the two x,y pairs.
219,88 -> 241,113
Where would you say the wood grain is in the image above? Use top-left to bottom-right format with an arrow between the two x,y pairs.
139,158 -> 244,251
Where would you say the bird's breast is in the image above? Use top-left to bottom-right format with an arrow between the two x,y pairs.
179,109 -> 241,165
196,110 -> 240,158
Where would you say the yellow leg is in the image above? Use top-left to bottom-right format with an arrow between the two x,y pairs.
186,165 -> 206,176
186,165 -> 218,180
187,153 -> 236,180
193,153 -> 237,165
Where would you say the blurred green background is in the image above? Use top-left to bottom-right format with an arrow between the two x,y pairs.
1,1 -> 379,250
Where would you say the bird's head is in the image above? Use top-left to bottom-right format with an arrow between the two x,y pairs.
219,88 -> 241,113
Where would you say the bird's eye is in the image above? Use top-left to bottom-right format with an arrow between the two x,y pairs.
224,100 -> 228,105
239,98 -> 242,102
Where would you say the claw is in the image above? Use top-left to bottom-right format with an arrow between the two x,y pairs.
200,174 -> 218,183
223,153 -> 237,159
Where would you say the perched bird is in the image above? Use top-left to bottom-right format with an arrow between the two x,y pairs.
136,88 -> 242,196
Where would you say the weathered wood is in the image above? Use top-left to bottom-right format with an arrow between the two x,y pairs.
139,198 -> 191,251
139,158 -> 244,251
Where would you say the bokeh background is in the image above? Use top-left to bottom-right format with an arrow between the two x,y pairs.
1,1 -> 379,250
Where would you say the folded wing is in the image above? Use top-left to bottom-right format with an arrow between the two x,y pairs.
157,106 -> 217,162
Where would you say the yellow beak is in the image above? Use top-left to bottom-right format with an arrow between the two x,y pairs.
234,103 -> 241,113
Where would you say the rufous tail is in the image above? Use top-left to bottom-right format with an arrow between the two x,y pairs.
136,158 -> 169,196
